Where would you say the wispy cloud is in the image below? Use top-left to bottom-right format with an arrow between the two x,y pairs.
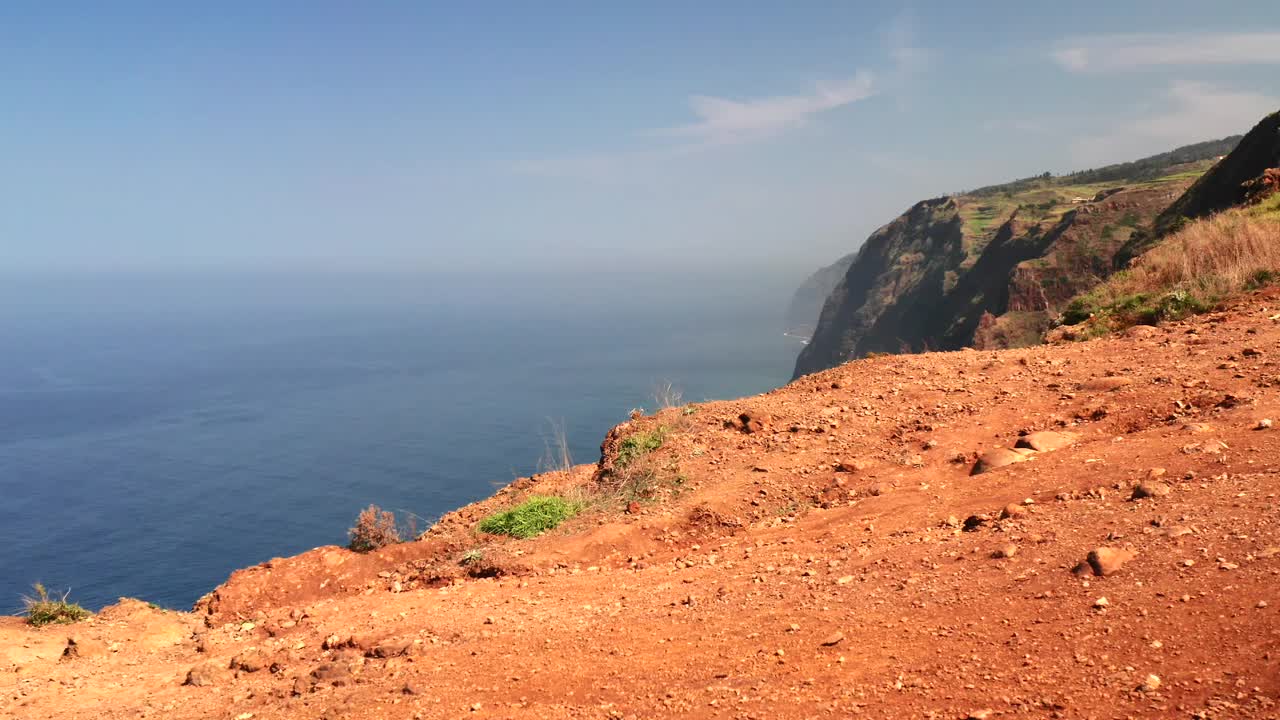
1071,81 -> 1278,166
1053,32 -> 1280,72
655,72 -> 876,145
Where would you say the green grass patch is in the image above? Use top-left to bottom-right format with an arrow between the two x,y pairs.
22,584 -> 90,627
615,426 -> 668,469
477,496 -> 582,539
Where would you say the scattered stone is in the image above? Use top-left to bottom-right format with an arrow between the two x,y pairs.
992,544 -> 1019,559
368,637 -> 414,658
999,503 -> 1026,520
819,632 -> 845,646
1139,674 -> 1162,692
230,652 -> 266,673
310,662 -> 351,682
1081,376 -> 1133,392
835,459 -> 871,474
1085,547 -> 1135,576
184,661 -> 229,687
1131,481 -> 1171,500
1015,430 -> 1079,452
971,448 -> 1033,475
61,635 -> 107,660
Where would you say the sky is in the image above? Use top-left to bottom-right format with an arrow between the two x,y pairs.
1,2 -> 1277,276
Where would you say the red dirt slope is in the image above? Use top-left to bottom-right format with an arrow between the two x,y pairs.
4,292 -> 1280,719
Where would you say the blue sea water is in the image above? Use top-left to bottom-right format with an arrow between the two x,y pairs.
0,271 -> 801,611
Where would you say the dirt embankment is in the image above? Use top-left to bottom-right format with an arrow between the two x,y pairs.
5,291 -> 1280,719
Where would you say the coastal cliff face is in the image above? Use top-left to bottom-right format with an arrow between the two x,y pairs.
783,253 -> 855,338
793,139 -> 1238,379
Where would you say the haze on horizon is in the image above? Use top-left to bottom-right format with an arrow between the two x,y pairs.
2,2 -> 1277,276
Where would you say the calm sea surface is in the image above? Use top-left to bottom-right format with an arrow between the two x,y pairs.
0,271 -> 801,611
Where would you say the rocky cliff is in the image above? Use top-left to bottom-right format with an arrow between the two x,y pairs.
1117,111 -> 1280,265
793,138 -> 1240,379
783,253 -> 856,338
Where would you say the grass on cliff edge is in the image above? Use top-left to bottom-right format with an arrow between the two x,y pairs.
23,583 -> 90,627
615,426 -> 668,469
477,496 -> 582,539
1059,208 -> 1280,333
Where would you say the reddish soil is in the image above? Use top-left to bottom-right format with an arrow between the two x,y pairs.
5,292 -> 1280,719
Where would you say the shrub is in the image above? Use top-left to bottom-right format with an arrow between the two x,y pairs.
477,496 -> 581,539
615,426 -> 667,469
348,505 -> 401,552
23,583 -> 90,627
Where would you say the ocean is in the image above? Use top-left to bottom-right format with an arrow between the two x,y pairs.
0,271 -> 802,611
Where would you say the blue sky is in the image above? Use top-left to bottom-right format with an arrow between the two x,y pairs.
2,2 -> 1277,274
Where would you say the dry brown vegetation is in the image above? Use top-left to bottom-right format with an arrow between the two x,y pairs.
347,505 -> 401,552
1061,208 -> 1280,332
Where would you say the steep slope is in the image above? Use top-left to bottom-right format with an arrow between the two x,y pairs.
783,253 -> 856,338
1117,111 -> 1280,265
6,291 -> 1280,719
793,138 -> 1239,379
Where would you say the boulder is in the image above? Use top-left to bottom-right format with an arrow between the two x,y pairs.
970,448 -> 1033,475
1084,547 -> 1135,576
1014,431 -> 1079,452
1131,481 -> 1172,500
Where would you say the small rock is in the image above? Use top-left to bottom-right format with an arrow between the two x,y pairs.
626,501 -> 642,515
1085,547 -> 1135,576
1256,418 -> 1273,430
1139,674 -> 1161,692
184,661 -> 228,687
1131,481 -> 1171,500
835,459 -> 871,474
62,635 -> 108,660
819,632 -> 844,646
992,544 -> 1019,559
967,710 -> 993,720
1257,600 -> 1269,609
310,662 -> 350,682
291,677 -> 313,696
962,514 -> 989,532
999,503 -> 1026,520
368,637 -> 413,658
1081,376 -> 1133,392
1015,430 -> 1079,452
970,448 -> 1033,476
230,652 -> 266,673
1094,596 -> 1110,609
